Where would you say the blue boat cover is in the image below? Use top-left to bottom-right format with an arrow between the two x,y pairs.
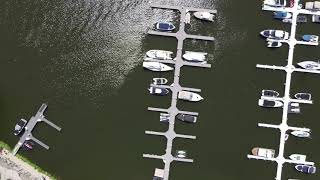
158,23 -> 171,30
302,35 -> 312,41
274,11 -> 287,18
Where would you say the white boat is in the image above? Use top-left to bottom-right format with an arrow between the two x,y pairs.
182,51 -> 207,62
260,30 -> 289,40
193,12 -> 214,21
160,113 -> 170,123
312,15 -> 320,23
263,0 -> 286,7
148,87 -> 169,96
258,99 -> 283,107
291,130 -> 311,138
143,62 -> 173,72
175,150 -> 187,158
289,154 -> 307,161
267,41 -> 282,48
294,93 -> 311,100
178,91 -> 203,102
251,147 -> 275,158
145,50 -> 173,61
153,78 -> 168,85
297,61 -> 320,70
261,89 -> 279,97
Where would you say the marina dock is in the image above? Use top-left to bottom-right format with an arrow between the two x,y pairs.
143,4 -> 216,180
247,1 -> 320,180
12,104 -> 61,155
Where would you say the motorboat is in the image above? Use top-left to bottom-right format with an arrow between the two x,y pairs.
302,35 -> 319,43
153,168 -> 164,180
153,78 -> 168,85
294,93 -> 312,100
285,134 -> 289,141
288,102 -> 301,113
263,0 -> 286,7
154,22 -> 175,31
273,11 -> 292,19
291,130 -> 311,138
289,154 -> 307,161
14,119 -> 27,136
305,1 -> 320,10
175,150 -> 187,158
23,141 -> 34,150
312,15 -> 320,23
283,15 -> 307,23
193,12 -> 214,21
295,165 -> 316,174
178,91 -> 203,102
160,113 -> 170,123
258,99 -> 283,108
182,51 -> 207,62
251,147 -> 275,158
297,61 -> 320,70
145,50 -> 173,61
261,89 -> 279,97
267,41 -> 282,48
176,114 -> 197,123
260,30 -> 289,40
143,62 -> 173,72
148,87 -> 169,96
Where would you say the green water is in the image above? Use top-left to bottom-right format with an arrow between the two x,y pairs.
0,0 -> 319,179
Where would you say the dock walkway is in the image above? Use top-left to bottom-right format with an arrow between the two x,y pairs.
143,4 -> 216,180
247,2 -> 320,180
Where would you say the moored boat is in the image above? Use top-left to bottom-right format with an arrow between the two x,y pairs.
176,114 -> 197,123
182,51 -> 207,62
193,12 -> 214,21
289,154 -> 307,161
178,91 -> 203,102
267,41 -> 282,48
145,50 -> 173,61
263,0 -> 286,7
143,62 -> 173,72
23,141 -> 34,150
273,11 -> 292,19
297,61 -> 320,70
295,165 -> 316,174
258,99 -> 283,107
294,93 -> 312,100
261,89 -> 279,97
260,30 -> 289,40
175,150 -> 187,158
251,147 -> 275,158
291,130 -> 311,138
155,22 -> 175,31
160,113 -> 170,123
153,78 -> 168,85
148,87 -> 169,96
302,35 -> 319,43
14,119 -> 27,136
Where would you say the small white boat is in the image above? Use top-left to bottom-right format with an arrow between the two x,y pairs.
153,168 -> 164,179
297,61 -> 320,70
258,99 -> 283,108
312,15 -> 320,23
291,130 -> 311,138
175,150 -> 187,158
145,50 -> 173,61
160,113 -> 170,123
182,51 -> 207,62
148,87 -> 169,96
143,62 -> 173,72
251,147 -> 275,158
193,12 -> 214,21
261,89 -> 279,97
260,30 -> 289,40
153,78 -> 168,85
267,41 -> 282,48
285,133 -> 289,141
289,154 -> 307,161
294,93 -> 311,100
178,91 -> 203,102
263,0 -> 286,7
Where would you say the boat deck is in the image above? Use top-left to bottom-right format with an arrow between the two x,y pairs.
11,104 -> 61,155
143,4 -> 215,180
248,2 -> 320,180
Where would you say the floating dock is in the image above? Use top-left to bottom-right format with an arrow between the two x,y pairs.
247,1 -> 320,180
143,4 -> 216,180
12,104 -> 61,155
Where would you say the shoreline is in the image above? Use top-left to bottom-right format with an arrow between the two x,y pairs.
0,141 -> 57,180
